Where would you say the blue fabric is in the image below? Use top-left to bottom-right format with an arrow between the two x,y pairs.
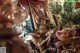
22,18 -> 33,34
50,33 -> 56,48
26,15 -> 33,32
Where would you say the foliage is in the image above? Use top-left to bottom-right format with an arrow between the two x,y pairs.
49,2 -> 62,14
64,2 -> 74,12
49,2 -> 80,28
71,9 -> 80,25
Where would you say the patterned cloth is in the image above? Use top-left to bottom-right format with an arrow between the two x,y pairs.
28,0 -> 54,29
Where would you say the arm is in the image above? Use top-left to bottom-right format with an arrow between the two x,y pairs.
39,30 -> 54,46
39,35 -> 50,47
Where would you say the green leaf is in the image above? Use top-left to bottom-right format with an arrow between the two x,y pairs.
66,0 -> 75,2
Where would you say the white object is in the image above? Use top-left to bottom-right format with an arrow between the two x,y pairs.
26,15 -> 30,21
0,47 -> 6,53
22,22 -> 26,26
24,34 -> 33,41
